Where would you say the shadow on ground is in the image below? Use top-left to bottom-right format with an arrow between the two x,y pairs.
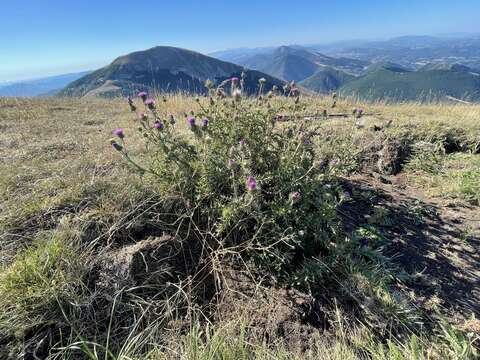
338,175 -> 480,320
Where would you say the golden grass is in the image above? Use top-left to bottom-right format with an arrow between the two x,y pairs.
1,94 -> 479,249
1,95 -> 480,359
1,94 -> 479,233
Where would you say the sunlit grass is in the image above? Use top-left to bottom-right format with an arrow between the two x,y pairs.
1,94 -> 479,359
406,151 -> 480,205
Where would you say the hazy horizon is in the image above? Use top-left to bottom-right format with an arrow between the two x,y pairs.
3,31 -> 480,84
1,0 -> 479,82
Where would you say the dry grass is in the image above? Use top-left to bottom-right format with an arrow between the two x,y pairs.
0,96 -> 200,255
3,95 -> 478,248
1,95 -> 479,359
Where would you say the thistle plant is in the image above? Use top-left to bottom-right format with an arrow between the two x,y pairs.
353,107 -> 364,118
110,78 -> 339,282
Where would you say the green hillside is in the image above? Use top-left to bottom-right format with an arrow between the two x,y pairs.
299,67 -> 355,93
340,64 -> 480,101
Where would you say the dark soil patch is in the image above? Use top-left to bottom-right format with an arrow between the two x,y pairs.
215,269 -> 327,353
338,173 -> 480,331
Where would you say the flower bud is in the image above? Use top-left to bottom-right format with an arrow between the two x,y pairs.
153,120 -> 164,130
247,176 -> 257,192
187,116 -> 196,127
289,191 -> 301,204
144,98 -> 156,110
112,128 -> 125,139
127,96 -> 136,112
110,140 -> 123,151
342,191 -> 352,201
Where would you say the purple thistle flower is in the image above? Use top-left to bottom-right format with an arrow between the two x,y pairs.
357,108 -> 364,114
112,128 -> 125,139
231,77 -> 239,82
304,139 -> 313,146
201,118 -> 209,127
138,91 -> 147,100
247,176 -> 257,192
289,191 -> 301,204
153,120 -> 164,130
111,140 -> 123,151
228,159 -> 236,168
144,98 -> 156,109
187,116 -> 196,127
239,139 -> 246,148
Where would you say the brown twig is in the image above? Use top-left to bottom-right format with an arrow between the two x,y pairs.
275,113 -> 382,122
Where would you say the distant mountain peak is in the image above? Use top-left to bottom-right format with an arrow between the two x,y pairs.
59,46 -> 284,97
299,67 -> 355,93
211,45 -> 368,92
419,62 -> 473,72
366,62 -> 410,73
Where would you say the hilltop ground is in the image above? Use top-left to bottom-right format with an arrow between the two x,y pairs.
0,95 -> 479,359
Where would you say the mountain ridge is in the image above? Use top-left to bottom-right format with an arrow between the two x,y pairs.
339,65 -> 480,101
0,71 -> 92,97
212,45 -> 366,93
60,46 -> 285,97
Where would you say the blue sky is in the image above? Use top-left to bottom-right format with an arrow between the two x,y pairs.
1,0 -> 479,82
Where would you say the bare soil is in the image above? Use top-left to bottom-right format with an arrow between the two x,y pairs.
339,172 -> 480,333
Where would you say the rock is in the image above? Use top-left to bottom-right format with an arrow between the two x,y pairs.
377,139 -> 410,175
95,235 -> 186,292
